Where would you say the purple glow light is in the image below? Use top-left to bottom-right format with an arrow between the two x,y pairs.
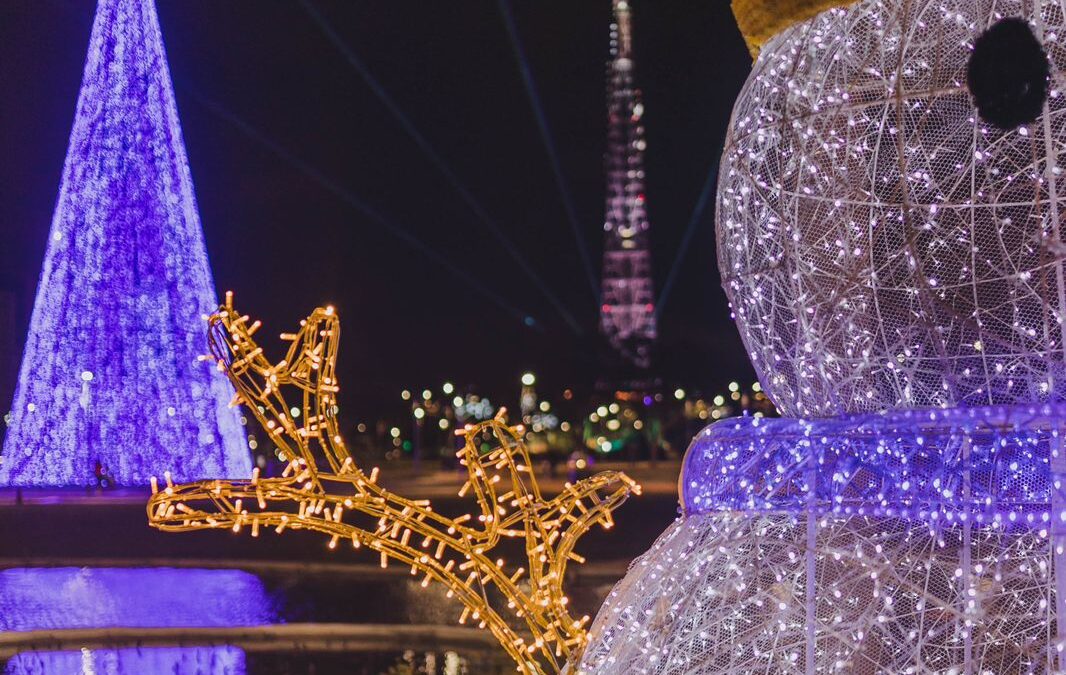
0,0 -> 249,485
681,403 -> 1064,526
5,647 -> 245,675
0,567 -> 274,631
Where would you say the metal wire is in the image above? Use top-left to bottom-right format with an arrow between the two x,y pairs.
148,297 -> 640,674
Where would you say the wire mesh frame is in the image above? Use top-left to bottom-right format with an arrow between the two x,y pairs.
716,0 -> 1066,418
577,405 -> 1066,673
579,511 -> 1062,674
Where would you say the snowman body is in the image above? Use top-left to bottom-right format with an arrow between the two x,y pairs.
578,0 -> 1066,671
719,0 -> 1066,418
578,407 -> 1063,673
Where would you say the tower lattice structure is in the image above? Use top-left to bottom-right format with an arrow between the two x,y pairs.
599,0 -> 657,370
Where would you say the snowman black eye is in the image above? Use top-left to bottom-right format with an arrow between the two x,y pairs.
967,17 -> 1050,130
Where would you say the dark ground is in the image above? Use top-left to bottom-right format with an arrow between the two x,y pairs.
0,489 -> 678,569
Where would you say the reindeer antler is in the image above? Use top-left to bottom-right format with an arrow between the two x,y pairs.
147,296 -> 641,674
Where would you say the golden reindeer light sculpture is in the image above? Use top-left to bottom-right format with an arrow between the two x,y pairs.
147,294 -> 640,674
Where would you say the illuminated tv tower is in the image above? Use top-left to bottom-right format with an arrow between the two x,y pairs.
599,0 -> 656,370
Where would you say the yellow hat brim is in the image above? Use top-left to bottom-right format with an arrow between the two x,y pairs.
732,0 -> 858,57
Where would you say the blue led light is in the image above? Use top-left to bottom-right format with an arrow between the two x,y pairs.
0,567 -> 274,631
682,403 -> 1066,528
4,647 -> 245,675
0,0 -> 249,485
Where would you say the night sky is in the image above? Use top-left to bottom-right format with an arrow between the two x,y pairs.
0,0 -> 753,419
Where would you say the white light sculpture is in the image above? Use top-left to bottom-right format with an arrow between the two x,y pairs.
718,0 -> 1066,417
579,406 -> 1066,673
576,0 -> 1066,671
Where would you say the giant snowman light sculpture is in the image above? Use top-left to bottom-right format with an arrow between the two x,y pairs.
577,0 -> 1066,672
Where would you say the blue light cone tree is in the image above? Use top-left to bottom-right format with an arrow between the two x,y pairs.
0,0 -> 250,486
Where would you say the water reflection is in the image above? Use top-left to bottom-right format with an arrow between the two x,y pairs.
0,568 -> 502,673
0,568 -> 273,630
5,649 -> 490,675
6,647 -> 244,675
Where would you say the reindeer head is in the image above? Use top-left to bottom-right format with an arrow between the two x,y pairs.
147,295 -> 640,674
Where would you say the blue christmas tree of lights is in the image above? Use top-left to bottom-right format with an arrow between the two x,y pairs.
0,0 -> 250,486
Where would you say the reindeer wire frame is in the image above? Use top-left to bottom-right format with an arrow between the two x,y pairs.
147,293 -> 641,674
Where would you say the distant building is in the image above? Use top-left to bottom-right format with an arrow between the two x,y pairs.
599,0 -> 657,372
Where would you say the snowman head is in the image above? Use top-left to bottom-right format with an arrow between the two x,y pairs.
718,0 -> 1065,417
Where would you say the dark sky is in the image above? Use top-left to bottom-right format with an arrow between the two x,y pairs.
0,0 -> 754,419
